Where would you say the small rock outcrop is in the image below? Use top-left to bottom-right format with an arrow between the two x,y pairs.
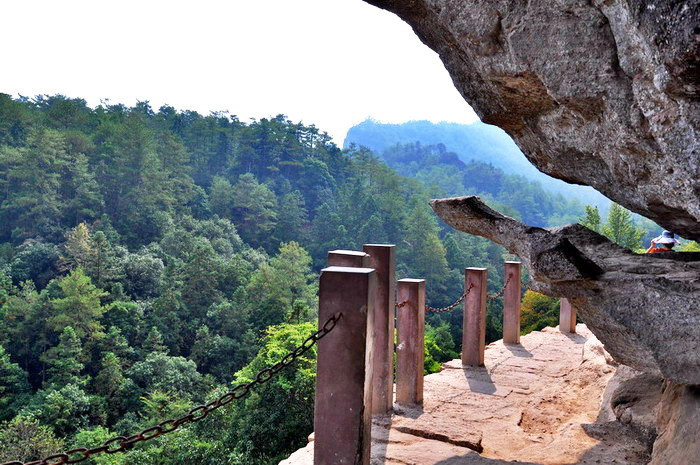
430,196 -> 700,385
364,0 -> 700,241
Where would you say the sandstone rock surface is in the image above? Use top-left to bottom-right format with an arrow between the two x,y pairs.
430,196 -> 700,385
364,0 -> 700,241
280,325 -> 652,465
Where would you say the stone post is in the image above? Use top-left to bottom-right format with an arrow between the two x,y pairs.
396,278 -> 425,406
560,298 -> 577,334
462,268 -> 487,367
502,261 -> 522,344
314,266 -> 376,465
327,249 -> 371,268
362,244 -> 396,414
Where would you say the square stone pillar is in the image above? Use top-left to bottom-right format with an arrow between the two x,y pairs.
315,266 -> 376,465
462,267 -> 487,367
396,278 -> 425,407
327,249 -> 371,268
560,298 -> 577,334
362,244 -> 396,415
502,261 -> 522,344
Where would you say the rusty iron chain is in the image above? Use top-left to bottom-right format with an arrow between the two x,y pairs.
425,282 -> 475,313
1,313 -> 343,465
487,274 -> 513,300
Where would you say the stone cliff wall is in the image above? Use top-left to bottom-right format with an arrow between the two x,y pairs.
365,0 -> 700,240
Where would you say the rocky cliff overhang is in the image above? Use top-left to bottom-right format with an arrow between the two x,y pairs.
365,0 -> 700,240
431,196 -> 700,385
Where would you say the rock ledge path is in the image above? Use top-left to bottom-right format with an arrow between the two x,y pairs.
281,325 -> 651,465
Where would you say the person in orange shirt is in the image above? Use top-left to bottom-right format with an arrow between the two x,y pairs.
646,230 -> 680,253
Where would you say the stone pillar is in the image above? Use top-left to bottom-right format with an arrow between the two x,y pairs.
502,261 -> 522,344
362,244 -> 396,414
462,268 -> 487,367
314,266 -> 376,465
560,298 -> 577,334
327,249 -> 371,268
396,279 -> 425,406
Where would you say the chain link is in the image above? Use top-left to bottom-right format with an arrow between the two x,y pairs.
487,274 -> 513,300
425,283 -> 475,313
1,313 -> 343,465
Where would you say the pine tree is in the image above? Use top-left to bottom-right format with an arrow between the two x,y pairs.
579,205 -> 601,233
93,352 -> 125,398
59,223 -> 95,272
602,203 -> 645,250
48,268 -> 107,340
231,173 -> 278,247
41,327 -> 85,387
143,327 -> 168,354
209,176 -> 236,219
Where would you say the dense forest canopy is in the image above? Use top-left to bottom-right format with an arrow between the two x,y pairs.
0,94 -> 671,465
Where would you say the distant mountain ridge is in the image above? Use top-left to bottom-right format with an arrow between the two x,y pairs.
344,119 -> 609,208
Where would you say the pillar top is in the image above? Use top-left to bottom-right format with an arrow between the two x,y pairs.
363,243 -> 396,248
321,266 -> 375,274
328,250 -> 369,257
505,260 -> 522,264
465,267 -> 488,271
398,278 -> 425,283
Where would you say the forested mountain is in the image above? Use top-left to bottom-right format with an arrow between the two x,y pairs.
0,94 -> 578,465
344,119 -> 610,208
375,142 -> 585,227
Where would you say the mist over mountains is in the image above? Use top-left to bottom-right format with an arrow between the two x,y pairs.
344,119 -> 609,208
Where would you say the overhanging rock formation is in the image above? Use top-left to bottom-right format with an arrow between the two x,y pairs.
365,0 -> 700,240
431,196 -> 700,385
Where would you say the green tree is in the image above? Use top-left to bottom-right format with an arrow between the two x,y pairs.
34,383 -> 105,436
244,242 -> 316,332
0,346 -> 30,421
602,203 -> 645,250
520,291 -> 560,334
579,205 -> 601,233
208,176 -> 236,218
179,238 -> 221,317
231,173 -> 278,248
143,326 -> 168,354
424,324 -> 458,374
0,129 -> 69,241
679,241 -> 700,252
59,223 -> 95,272
126,352 -> 207,401
0,415 -> 64,463
8,240 -> 60,288
94,352 -> 125,398
272,190 -> 308,244
400,202 -> 449,292
48,268 -> 107,340
41,326 -> 85,387
226,322 -> 318,464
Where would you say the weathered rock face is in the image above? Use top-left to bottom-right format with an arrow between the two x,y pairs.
365,0 -> 700,240
649,381 -> 700,465
600,365 -> 700,465
430,196 -> 700,385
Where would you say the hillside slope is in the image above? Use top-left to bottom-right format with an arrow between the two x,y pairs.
344,119 -> 609,208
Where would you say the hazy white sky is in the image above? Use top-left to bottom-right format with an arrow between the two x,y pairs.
1,0 -> 479,144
